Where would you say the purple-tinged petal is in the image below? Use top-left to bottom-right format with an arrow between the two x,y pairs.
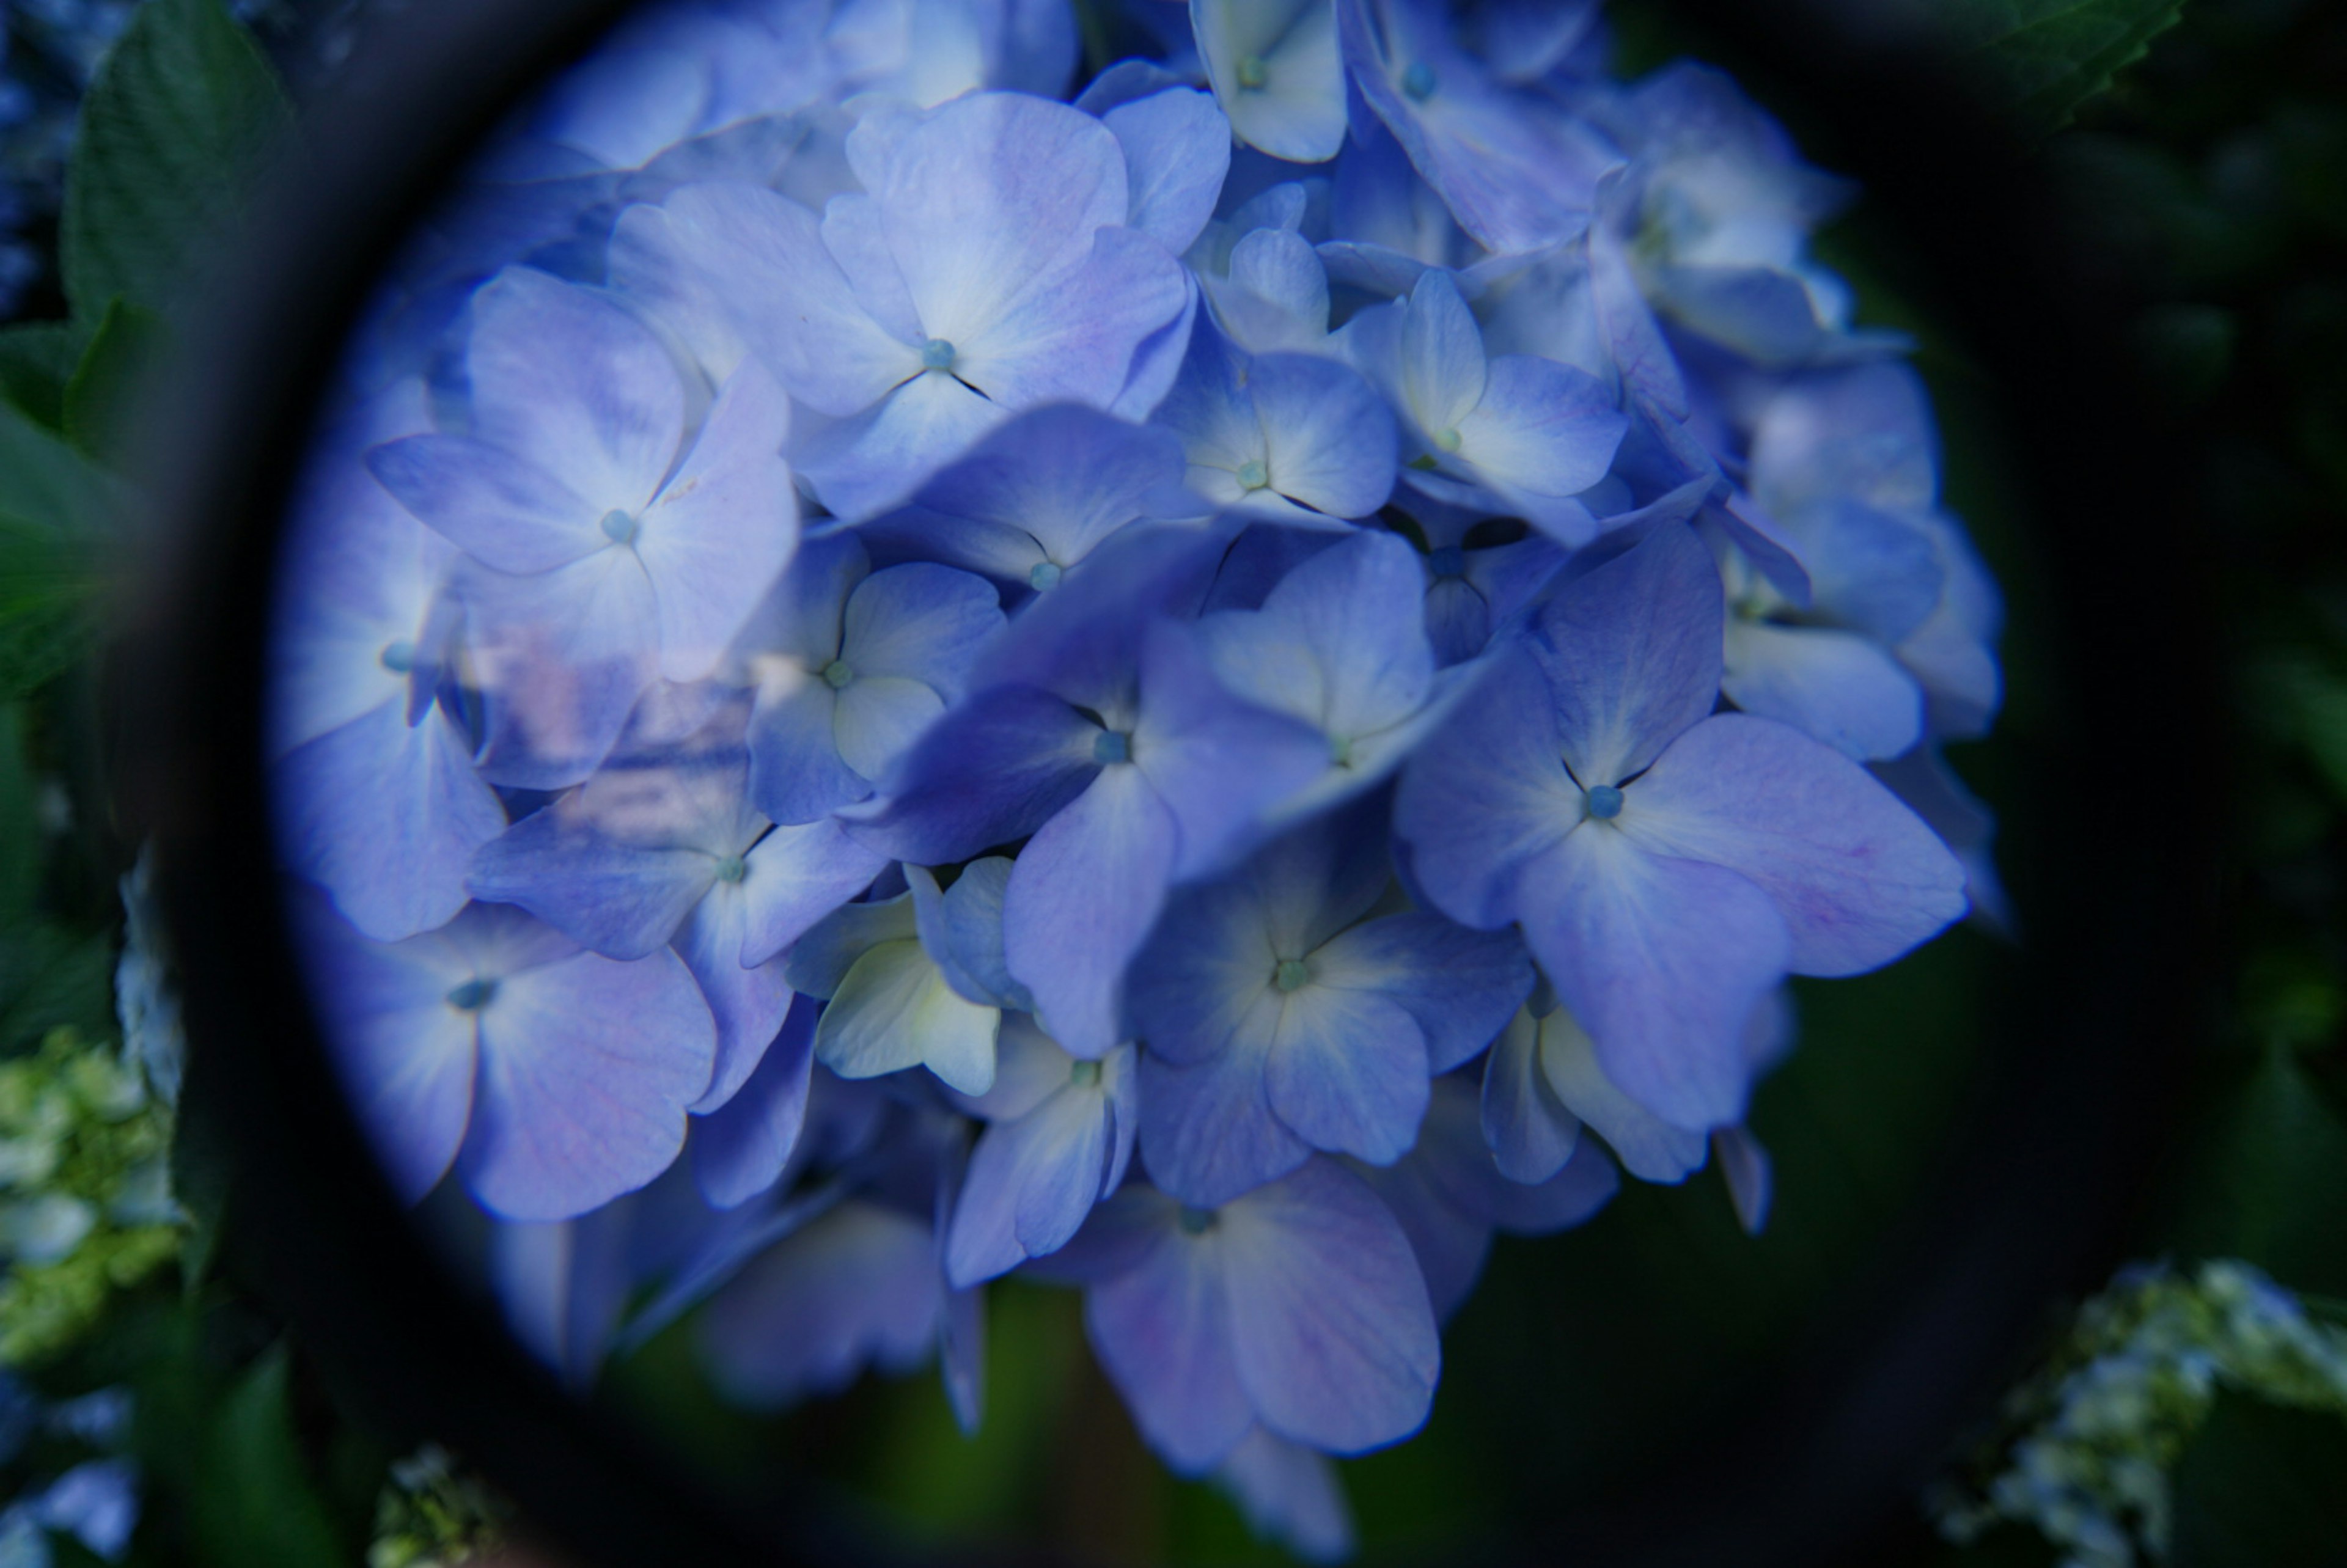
1392,646 -> 1578,930
844,685 -> 1103,865
1870,746 -> 2011,935
675,885 -> 796,1112
1722,620 -> 1923,762
856,93 -> 1130,347
1003,763 -> 1179,1057
832,676 -> 946,784
736,817 -> 889,967
946,1050 -> 1123,1286
463,947 -> 716,1220
1622,713 -> 1967,976
1535,1003 -> 1707,1182
468,813 -> 716,963
1802,501 -> 1943,645
1310,910 -> 1531,1071
1216,1429 -> 1356,1564
293,898 -> 476,1203
1262,983 -> 1429,1165
1749,362 -> 1937,516
662,181 -> 920,416
913,858 -> 1026,1010
276,701 -> 504,942
1129,621 -> 1330,883
842,563 -> 1005,694
747,680 -> 867,824
466,267 -> 684,515
367,436 -> 600,576
784,895 -> 916,1000
1246,353 -> 1398,520
1480,1005 -> 1581,1183
1522,824 -> 1788,1130
1707,494 -> 1812,608
865,405 -> 1191,582
962,226 -> 1190,411
795,366 -> 1006,523
699,1201 -> 942,1407
1455,355 -> 1626,505
1139,1022 -> 1310,1207
634,361 -> 799,684
1221,1159 -> 1439,1454
1104,87 -> 1232,254
1081,1189 -> 1255,1471
460,552 -> 661,791
1530,519 -> 1724,786
692,994 -> 818,1208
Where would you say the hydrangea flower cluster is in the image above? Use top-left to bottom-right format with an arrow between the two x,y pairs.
267,0 -> 2002,1550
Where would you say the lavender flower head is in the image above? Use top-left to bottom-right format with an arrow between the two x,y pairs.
265,0 -> 1999,1553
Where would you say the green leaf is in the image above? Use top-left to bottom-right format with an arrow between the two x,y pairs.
62,300 -> 164,462
1941,0 -> 2188,138
0,706 -> 36,924
0,403 -> 122,699
2167,1046 -> 2347,1297
190,1346 -> 352,1568
2171,1394 -> 2347,1567
59,0 -> 292,323
0,925 -> 116,1055
0,323 -> 92,430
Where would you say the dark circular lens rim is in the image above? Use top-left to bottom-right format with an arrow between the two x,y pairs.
120,2 -> 2218,1566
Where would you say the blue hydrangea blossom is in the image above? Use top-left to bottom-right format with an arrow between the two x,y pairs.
265,0 -> 2013,1549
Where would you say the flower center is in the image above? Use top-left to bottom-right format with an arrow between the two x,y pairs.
1093,729 -> 1131,765
379,640 -> 416,674
714,854 -> 747,884
821,658 -> 856,690
1029,560 -> 1063,591
1585,783 -> 1625,821
1235,458 -> 1269,491
1179,1206 -> 1218,1236
1068,1060 -> 1102,1088
1432,425 -> 1463,453
1428,545 -> 1465,580
1274,958 -> 1311,993
920,337 -> 958,372
445,976 -> 498,1012
1235,55 -> 1268,90
1402,60 -> 1437,101
600,508 -> 638,545
1328,734 -> 1355,768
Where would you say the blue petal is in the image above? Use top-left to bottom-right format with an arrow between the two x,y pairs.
1529,518 -> 1724,786
463,946 -> 716,1220
1393,645 -> 1579,930
913,857 -> 1027,1009
1713,1124 -> 1773,1234
1722,620 -> 1923,761
367,434 -> 599,576
691,995 -> 818,1209
1103,87 -> 1232,254
463,266 -> 685,516
459,551 -> 663,791
276,700 -> 504,942
945,1046 -> 1127,1286
1262,983 -> 1430,1164
1080,1187 -> 1255,1471
699,1200 -> 942,1408
290,895 -> 477,1204
865,405 -> 1192,583
1535,1003 -> 1708,1182
1479,1005 -> 1581,1182
747,679 -> 868,825
1221,1158 -> 1439,1454
1128,620 -> 1329,883
1519,823 -> 1789,1131
735,816 -> 892,968
842,563 -> 1005,697
1309,910 -> 1530,1072
1139,1025 -> 1310,1206
1623,713 -> 1967,976
1246,353 -> 1398,520
674,881 -> 796,1112
1216,1429 -> 1356,1564
843,684 -> 1103,865
1002,762 -> 1179,1056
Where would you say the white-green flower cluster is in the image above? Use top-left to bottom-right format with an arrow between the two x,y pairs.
367,1445 -> 509,1568
1931,1259 -> 2347,1567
